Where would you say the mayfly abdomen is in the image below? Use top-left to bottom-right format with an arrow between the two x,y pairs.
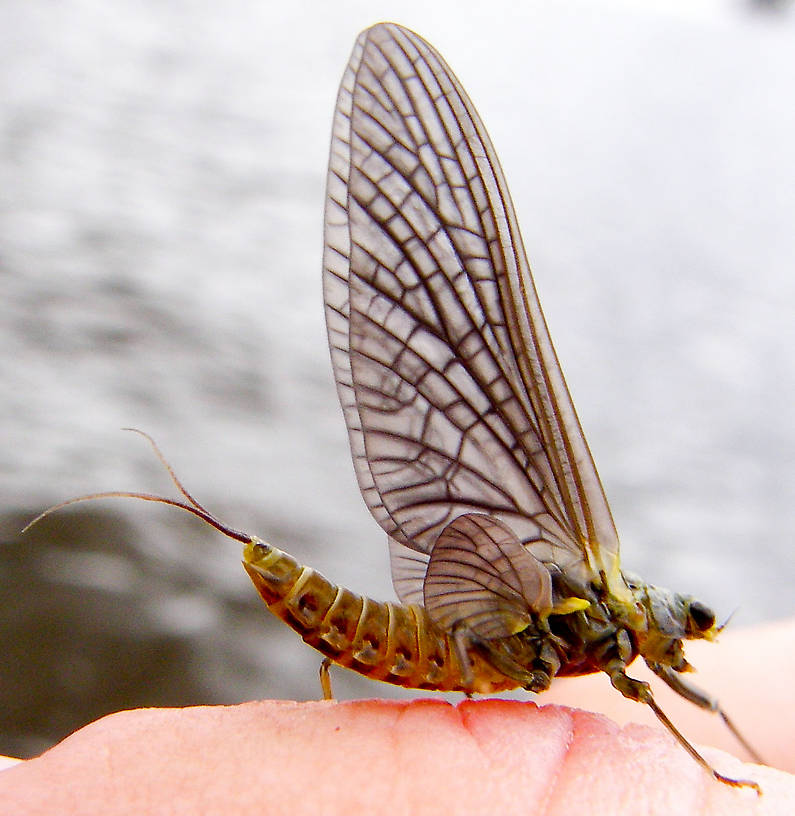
243,539 -> 518,694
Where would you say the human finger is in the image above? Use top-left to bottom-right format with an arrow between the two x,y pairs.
0,697 -> 789,815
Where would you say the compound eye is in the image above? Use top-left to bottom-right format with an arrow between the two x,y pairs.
688,600 -> 715,632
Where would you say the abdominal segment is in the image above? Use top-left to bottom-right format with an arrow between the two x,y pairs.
243,538 -> 522,694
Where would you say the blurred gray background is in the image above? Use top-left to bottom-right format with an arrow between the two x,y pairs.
1,0 -> 793,758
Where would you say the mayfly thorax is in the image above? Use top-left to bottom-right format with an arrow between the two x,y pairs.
29,23 -> 763,793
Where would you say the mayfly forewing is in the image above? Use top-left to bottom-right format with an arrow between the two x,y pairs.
387,537 -> 430,606
322,23 -> 627,601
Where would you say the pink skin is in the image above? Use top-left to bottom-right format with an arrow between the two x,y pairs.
0,621 -> 792,815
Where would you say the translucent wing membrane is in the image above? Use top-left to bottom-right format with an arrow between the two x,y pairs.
323,23 -> 629,602
424,513 -> 552,639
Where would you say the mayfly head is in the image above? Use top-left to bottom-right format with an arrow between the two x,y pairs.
627,580 -> 719,670
643,583 -> 717,641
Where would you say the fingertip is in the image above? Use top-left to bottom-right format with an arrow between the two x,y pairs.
0,699 -> 789,815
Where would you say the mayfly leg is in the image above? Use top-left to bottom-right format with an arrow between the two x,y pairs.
647,662 -> 764,764
610,668 -> 761,794
319,657 -> 334,701
645,697 -> 761,794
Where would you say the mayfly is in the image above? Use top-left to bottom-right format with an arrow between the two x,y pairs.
29,23 -> 762,792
